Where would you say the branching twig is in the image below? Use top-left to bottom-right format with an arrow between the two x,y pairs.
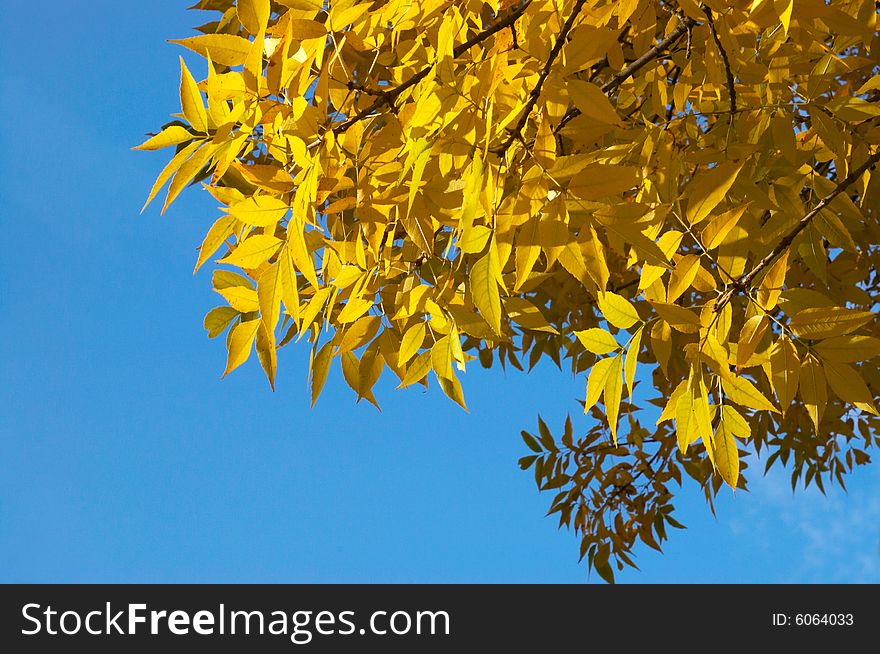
334,0 -> 534,134
702,6 -> 737,116
714,150 -> 880,312
555,15 -> 698,134
493,0 -> 588,156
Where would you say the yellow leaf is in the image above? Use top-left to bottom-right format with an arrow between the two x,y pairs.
514,216 -> 541,291
237,0 -> 270,35
667,254 -> 701,303
692,372 -> 715,466
722,374 -> 780,413
568,80 -> 621,125
757,249 -> 789,310
255,321 -> 277,389
568,164 -> 640,200
169,35 -> 254,67
701,206 -> 748,250
459,156 -> 484,234
737,315 -> 768,369
438,373 -> 468,411
604,355 -> 623,442
788,307 -> 875,340
799,356 -> 827,431
598,291 -> 640,329
179,57 -> 208,134
470,252 -> 502,335
257,262 -> 284,336
194,214 -> 236,273
769,337 -> 800,412
133,126 -> 195,151
624,326 -> 642,398
399,323 -> 426,366
398,351 -> 432,388
337,316 -> 381,353
814,335 -> 880,363
141,141 -> 201,212
714,415 -> 740,489
310,341 -> 334,406
204,306 -> 239,338
823,360 -> 879,415
585,357 -> 616,413
675,374 -> 695,453
219,234 -> 283,268
459,225 -> 492,255
658,378 -> 687,424
431,336 -> 454,381
686,161 -> 744,225
575,328 -> 619,355
650,320 -> 672,377
228,195 -> 289,227
216,285 -> 259,313
223,318 -> 260,376
162,142 -> 218,214
648,301 -> 702,332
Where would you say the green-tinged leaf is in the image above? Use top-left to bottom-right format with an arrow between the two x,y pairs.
575,328 -> 619,355
204,306 -> 239,338
788,307 -> 875,340
470,252 -> 502,335
598,292 -> 640,329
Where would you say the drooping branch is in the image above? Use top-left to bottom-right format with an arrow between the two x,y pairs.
702,6 -> 736,116
714,149 -> 880,312
555,15 -> 698,134
493,0 -> 589,156
335,0 -> 534,134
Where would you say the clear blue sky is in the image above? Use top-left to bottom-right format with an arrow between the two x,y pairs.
1,1 -> 877,584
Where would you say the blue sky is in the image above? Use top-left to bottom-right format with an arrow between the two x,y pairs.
1,1 -> 877,584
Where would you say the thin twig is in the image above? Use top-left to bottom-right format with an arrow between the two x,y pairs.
555,15 -> 698,134
494,0 -> 588,156
714,150 -> 880,313
702,6 -> 736,116
334,0 -> 534,134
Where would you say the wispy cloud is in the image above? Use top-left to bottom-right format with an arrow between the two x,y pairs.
728,463 -> 880,583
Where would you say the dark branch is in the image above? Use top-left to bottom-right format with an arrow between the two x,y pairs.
715,150 -> 880,312
555,15 -> 698,134
334,0 -> 534,134
493,0 -> 589,156
702,6 -> 737,116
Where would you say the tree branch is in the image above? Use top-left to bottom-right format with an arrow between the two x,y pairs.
334,0 -> 534,134
714,150 -> 880,312
702,6 -> 736,116
493,0 -> 588,156
555,15 -> 698,134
